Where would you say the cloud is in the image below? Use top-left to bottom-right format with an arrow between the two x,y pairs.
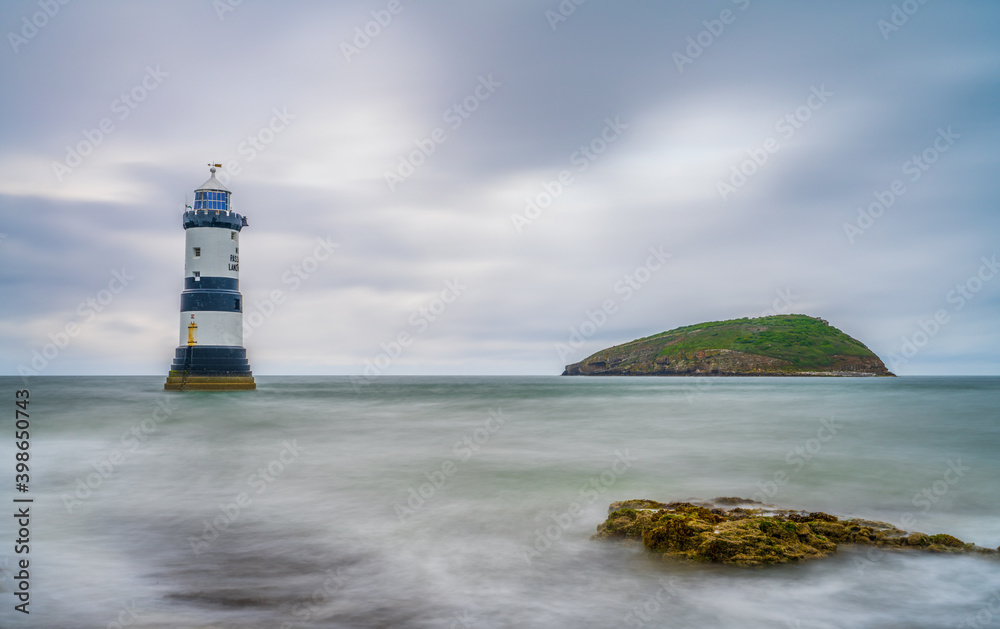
2,0 -> 998,375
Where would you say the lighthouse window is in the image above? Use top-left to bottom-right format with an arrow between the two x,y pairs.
194,190 -> 229,210
193,271 -> 201,281
234,298 -> 241,310
231,232 -> 237,240
193,247 -> 201,258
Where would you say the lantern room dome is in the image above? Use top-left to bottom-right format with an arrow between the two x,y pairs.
196,165 -> 229,192
193,166 -> 231,211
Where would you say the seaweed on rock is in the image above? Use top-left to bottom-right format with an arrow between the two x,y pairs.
593,498 -> 998,566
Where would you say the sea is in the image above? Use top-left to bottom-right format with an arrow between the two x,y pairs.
1,375 -> 998,629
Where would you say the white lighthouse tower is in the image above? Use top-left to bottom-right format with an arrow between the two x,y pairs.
164,165 -> 256,391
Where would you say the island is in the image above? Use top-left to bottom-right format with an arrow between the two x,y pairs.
562,314 -> 894,377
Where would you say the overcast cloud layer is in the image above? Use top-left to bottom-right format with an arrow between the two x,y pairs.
2,0 -> 998,376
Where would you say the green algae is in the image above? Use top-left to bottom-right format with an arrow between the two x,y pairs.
592,498 -> 999,567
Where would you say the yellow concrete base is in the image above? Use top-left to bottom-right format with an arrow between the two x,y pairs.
164,372 -> 256,391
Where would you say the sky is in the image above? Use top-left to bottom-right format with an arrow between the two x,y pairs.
1,0 -> 998,377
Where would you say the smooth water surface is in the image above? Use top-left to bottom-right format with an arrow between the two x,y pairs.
0,376 -> 998,628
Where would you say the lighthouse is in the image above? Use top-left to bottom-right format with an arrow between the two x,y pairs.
164,165 -> 256,391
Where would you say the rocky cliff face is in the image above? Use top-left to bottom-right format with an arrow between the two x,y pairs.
562,315 -> 894,377
564,348 -> 891,376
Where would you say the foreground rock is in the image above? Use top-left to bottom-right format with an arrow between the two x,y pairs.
593,498 -> 998,566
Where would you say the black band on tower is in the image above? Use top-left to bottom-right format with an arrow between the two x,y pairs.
169,346 -> 252,375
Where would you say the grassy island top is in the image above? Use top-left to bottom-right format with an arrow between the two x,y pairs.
629,314 -> 875,367
563,314 -> 892,376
